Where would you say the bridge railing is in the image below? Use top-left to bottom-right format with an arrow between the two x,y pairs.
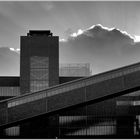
5,62 -> 140,109
0,62 -> 140,127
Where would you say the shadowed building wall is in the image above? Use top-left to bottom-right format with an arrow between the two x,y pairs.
19,30 -> 59,138
20,30 -> 59,94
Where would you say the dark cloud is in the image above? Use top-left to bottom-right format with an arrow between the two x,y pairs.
60,24 -> 140,74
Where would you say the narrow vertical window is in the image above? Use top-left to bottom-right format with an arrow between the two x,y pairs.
30,56 -> 49,92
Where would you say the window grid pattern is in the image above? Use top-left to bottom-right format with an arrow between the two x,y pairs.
59,116 -> 87,125
5,126 -> 20,136
117,87 -> 140,106
59,89 -> 140,138
59,116 -> 116,136
117,100 -> 140,106
135,115 -> 140,135
7,63 -> 140,108
59,63 -> 91,77
63,125 -> 116,136
30,56 -> 49,92
0,87 -> 20,96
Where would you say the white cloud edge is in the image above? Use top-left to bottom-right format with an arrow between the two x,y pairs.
10,48 -> 20,52
60,24 -> 140,43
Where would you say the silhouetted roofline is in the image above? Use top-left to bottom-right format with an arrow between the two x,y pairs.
0,76 -> 20,86
27,30 -> 53,36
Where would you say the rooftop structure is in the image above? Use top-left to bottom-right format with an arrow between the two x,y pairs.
27,30 -> 53,36
59,63 -> 92,77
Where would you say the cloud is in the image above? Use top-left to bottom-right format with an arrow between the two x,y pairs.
63,28 -> 74,39
0,47 -> 19,76
10,48 -> 20,53
60,24 -> 140,74
59,39 -> 67,42
42,1 -> 54,11
68,24 -> 134,43
71,29 -> 84,37
1,24 -> 140,76
134,35 -> 140,42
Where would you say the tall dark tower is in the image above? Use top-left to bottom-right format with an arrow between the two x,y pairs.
20,30 -> 59,94
19,30 -> 59,138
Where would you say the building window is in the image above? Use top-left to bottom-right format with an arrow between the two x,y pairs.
30,56 -> 49,92
5,126 -> 20,136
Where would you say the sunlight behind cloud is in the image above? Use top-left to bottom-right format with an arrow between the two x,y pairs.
134,35 -> 140,42
69,24 -> 135,42
71,29 -> 84,37
10,48 -> 15,51
10,48 -> 20,53
59,38 -> 66,42
89,24 -> 115,31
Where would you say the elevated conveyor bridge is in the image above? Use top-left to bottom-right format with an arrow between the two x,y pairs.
1,62 -> 140,128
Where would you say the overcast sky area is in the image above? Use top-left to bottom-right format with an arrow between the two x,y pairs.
1,1 -> 140,76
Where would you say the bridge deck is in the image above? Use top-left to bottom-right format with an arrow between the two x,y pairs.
1,62 -> 140,127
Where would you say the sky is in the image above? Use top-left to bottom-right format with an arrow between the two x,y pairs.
1,1 -> 140,75
0,1 -> 140,48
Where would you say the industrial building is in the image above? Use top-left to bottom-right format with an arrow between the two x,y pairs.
59,63 -> 92,77
0,30 -> 140,138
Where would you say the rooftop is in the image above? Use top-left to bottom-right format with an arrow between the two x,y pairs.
27,30 -> 53,37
